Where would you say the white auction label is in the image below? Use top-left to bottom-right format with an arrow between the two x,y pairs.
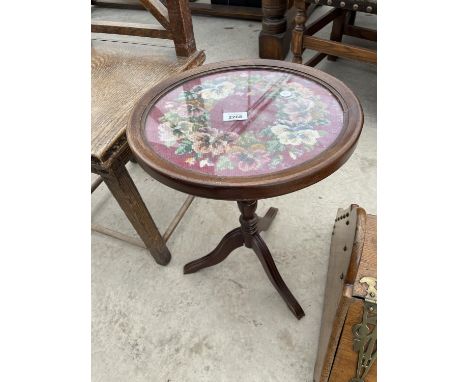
223,112 -> 248,122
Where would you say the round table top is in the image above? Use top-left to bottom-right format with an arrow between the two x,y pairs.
128,60 -> 363,200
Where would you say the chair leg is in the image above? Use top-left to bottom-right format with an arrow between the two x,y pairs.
291,0 -> 307,64
347,10 -> 357,26
100,160 -> 171,265
328,9 -> 347,61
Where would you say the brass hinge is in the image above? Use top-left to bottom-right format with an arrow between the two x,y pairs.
350,277 -> 377,382
360,276 -> 377,303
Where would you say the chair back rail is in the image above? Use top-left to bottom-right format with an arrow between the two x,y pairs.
91,0 -> 196,57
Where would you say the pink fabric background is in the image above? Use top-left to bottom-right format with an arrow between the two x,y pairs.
144,69 -> 344,177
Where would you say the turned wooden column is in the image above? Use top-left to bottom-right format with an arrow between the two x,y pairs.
237,200 -> 259,248
291,0 -> 306,64
259,0 -> 289,59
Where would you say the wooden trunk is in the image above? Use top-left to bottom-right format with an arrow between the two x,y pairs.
314,205 -> 377,382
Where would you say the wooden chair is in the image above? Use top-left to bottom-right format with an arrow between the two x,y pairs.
93,0 -> 309,60
91,0 -> 205,265
92,0 -> 264,21
291,0 -> 376,67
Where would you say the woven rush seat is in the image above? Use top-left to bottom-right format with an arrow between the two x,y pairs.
91,0 -> 205,265
91,38 -> 204,167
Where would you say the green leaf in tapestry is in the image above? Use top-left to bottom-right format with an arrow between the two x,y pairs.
259,127 -> 274,138
216,156 -> 234,171
162,111 -> 180,124
237,132 -> 257,147
269,154 -> 283,169
175,139 -> 193,155
315,119 -> 328,126
266,140 -> 285,153
189,114 -> 208,126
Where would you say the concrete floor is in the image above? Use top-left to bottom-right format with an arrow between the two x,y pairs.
92,7 -> 376,382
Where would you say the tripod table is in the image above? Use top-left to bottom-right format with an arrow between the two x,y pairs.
127,60 -> 363,319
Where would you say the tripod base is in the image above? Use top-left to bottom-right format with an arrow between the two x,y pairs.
184,201 -> 305,320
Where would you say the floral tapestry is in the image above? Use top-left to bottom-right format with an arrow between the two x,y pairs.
144,69 -> 344,176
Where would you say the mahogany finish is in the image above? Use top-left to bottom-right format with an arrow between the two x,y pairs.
128,60 -> 363,201
128,60 -> 363,318
184,201 -> 305,319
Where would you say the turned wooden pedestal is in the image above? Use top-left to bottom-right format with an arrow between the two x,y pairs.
184,201 -> 305,319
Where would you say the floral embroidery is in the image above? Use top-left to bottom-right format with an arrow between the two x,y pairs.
191,127 -> 239,156
270,124 -> 321,146
199,81 -> 236,100
145,69 -> 344,176
228,147 -> 271,172
185,157 -> 196,166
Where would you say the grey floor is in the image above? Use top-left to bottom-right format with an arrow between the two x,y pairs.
92,7 -> 376,382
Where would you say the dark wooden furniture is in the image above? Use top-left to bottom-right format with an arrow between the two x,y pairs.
314,204 -> 376,382
211,0 -> 262,7
260,0 -> 320,60
93,0 -> 263,20
91,0 -> 205,265
291,0 -> 376,67
93,0 -> 313,60
127,59 -> 363,318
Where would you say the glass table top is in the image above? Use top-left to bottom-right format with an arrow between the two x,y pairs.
144,68 -> 344,177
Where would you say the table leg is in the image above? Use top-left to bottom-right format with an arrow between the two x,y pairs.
258,207 -> 279,232
251,234 -> 305,319
183,228 -> 244,274
183,200 -> 305,319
